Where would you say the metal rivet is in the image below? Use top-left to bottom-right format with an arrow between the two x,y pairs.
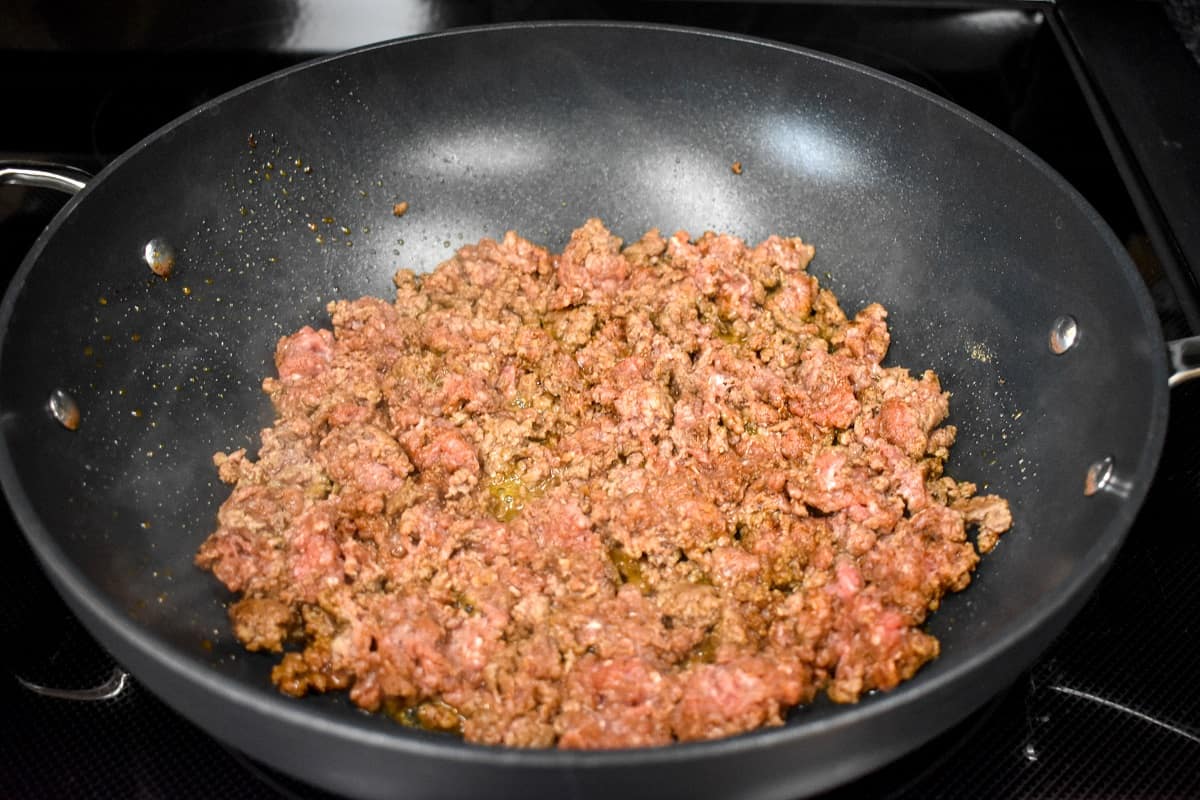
1049,315 -> 1078,354
143,238 -> 176,278
48,388 -> 81,430
1084,456 -> 1132,499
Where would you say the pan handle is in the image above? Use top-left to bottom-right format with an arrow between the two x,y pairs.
1168,337 -> 1200,387
16,667 -> 129,702
0,162 -> 91,195
4,160 -> 133,701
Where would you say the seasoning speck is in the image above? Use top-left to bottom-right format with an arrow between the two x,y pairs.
968,342 -> 994,363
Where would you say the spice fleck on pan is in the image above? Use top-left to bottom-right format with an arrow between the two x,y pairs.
967,342 -> 994,363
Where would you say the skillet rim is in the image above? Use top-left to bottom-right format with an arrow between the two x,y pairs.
0,19 -> 1170,770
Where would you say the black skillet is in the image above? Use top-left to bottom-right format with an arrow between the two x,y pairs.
1,23 -> 1192,800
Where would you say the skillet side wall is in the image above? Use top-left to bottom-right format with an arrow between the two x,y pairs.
0,24 -> 1166,799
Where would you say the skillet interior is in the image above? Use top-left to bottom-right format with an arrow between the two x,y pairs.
0,23 -> 1168,800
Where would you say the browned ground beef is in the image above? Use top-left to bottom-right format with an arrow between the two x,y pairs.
196,219 -> 1011,748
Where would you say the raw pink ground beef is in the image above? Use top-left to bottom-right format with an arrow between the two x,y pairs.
196,219 -> 1011,748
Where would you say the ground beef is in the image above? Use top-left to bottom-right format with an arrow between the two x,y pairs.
195,219 -> 1011,749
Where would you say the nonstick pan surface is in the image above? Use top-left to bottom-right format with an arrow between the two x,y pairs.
0,23 -> 1168,800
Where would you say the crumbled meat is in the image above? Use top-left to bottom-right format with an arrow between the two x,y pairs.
229,597 -> 297,652
196,219 -> 1011,749
952,495 -> 1013,553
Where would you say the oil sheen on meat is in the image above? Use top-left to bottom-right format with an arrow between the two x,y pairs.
196,219 -> 1012,749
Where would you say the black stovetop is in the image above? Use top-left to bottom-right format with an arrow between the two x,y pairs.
3,2 -> 1199,798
